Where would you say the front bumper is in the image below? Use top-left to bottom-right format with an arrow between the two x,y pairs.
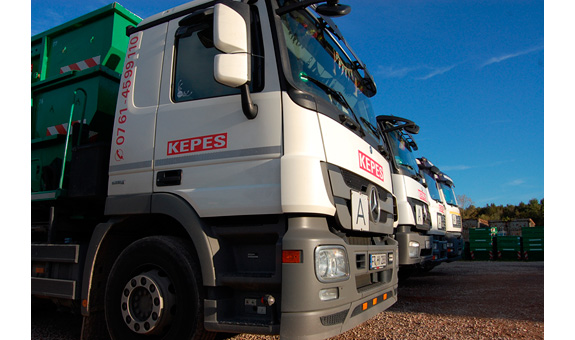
430,235 -> 448,264
280,216 -> 398,340
395,228 -> 433,265
446,232 -> 463,261
280,287 -> 397,340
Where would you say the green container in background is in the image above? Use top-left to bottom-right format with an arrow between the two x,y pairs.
497,236 -> 522,260
467,227 -> 499,260
469,227 -> 498,238
522,226 -> 544,261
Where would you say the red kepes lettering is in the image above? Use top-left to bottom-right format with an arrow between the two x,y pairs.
418,189 -> 428,203
358,151 -> 384,182
167,133 -> 227,155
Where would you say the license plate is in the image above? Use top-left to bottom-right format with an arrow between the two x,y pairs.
370,253 -> 387,270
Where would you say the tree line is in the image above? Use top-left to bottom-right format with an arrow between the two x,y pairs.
456,196 -> 544,226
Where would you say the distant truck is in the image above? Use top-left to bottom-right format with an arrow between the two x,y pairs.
31,1 -> 399,339
416,157 -> 448,270
376,116 -> 432,277
434,167 -> 464,261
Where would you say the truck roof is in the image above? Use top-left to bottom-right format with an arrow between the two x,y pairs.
136,0 -> 213,30
437,172 -> 455,186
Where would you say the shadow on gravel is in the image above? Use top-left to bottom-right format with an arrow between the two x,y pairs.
32,262 -> 543,339
32,299 -> 84,340
391,261 -> 544,323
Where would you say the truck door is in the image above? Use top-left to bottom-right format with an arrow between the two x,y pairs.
153,4 -> 283,217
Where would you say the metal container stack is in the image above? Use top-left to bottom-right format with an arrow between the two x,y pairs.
522,226 -> 544,261
468,227 -> 497,260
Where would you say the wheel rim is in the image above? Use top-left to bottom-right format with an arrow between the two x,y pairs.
120,269 -> 175,335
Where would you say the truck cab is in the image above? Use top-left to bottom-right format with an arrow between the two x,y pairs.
416,157 -> 448,270
32,1 -> 399,339
436,170 -> 464,261
376,116 -> 432,276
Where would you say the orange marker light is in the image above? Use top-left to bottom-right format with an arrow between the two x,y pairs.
373,298 -> 378,305
282,250 -> 302,263
383,293 -> 388,300
362,302 -> 368,311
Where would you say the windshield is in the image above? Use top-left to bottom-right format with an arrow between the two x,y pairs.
440,182 -> 458,206
279,4 -> 381,141
422,171 -> 441,202
387,130 -> 420,178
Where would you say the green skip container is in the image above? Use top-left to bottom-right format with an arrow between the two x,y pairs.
468,227 -> 497,260
522,226 -> 544,261
31,3 -> 141,200
496,236 -> 522,261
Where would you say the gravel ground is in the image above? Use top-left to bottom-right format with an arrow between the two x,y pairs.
32,261 -> 543,340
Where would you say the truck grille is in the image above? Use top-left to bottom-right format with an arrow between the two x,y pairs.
453,215 -> 462,228
324,163 -> 396,233
341,168 -> 388,201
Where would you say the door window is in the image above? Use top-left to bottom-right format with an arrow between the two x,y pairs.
172,7 -> 263,102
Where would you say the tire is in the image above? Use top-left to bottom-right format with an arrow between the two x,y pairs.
104,236 -> 215,340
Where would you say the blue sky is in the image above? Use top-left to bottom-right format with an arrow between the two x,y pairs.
29,0 -> 544,208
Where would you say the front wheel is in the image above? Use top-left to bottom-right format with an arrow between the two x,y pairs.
104,236 -> 215,340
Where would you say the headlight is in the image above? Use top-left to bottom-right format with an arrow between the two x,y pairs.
452,214 -> 458,225
315,246 -> 349,282
408,241 -> 420,258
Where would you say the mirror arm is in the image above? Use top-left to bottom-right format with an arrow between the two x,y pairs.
241,84 -> 258,119
276,0 -> 323,15
379,124 -> 414,134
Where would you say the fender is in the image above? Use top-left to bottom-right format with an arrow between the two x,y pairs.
80,193 -> 217,316
150,192 -> 218,286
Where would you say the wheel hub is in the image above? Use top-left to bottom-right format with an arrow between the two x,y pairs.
121,270 -> 174,334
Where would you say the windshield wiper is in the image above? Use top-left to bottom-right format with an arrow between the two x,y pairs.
318,15 -> 377,97
300,73 -> 365,136
398,163 -> 414,171
360,117 -> 379,136
398,163 -> 423,180
411,174 -> 423,182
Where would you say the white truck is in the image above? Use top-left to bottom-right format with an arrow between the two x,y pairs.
375,116 -> 432,278
416,157 -> 448,270
31,1 -> 399,339
435,170 -> 464,261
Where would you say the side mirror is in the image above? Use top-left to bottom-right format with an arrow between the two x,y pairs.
213,2 -> 250,87
430,166 -> 440,175
213,1 -> 258,119
316,2 -> 351,17
404,124 -> 419,134
376,115 -> 420,135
